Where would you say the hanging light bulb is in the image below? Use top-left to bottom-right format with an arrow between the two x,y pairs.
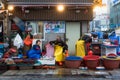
57,5 -> 65,12
8,5 -> 14,11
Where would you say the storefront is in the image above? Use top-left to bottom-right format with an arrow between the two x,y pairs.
5,0 -> 93,55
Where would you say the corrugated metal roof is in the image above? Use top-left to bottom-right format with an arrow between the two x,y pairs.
8,0 -> 93,3
7,0 -> 93,6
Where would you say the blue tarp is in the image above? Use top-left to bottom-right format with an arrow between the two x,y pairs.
97,31 -> 104,39
13,17 -> 25,32
91,31 -> 103,39
108,31 -> 120,55
109,31 -> 118,42
110,24 -> 116,29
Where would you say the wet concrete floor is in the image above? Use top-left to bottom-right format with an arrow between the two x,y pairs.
0,67 -> 120,80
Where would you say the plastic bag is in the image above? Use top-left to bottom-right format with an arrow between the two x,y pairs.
13,34 -> 23,49
13,17 -> 25,31
45,43 -> 54,58
24,35 -> 33,46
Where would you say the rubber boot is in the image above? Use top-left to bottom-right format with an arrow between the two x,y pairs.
58,61 -> 63,66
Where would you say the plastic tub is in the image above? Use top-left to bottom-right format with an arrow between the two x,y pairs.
65,56 -> 82,68
84,55 -> 100,69
102,58 -> 120,70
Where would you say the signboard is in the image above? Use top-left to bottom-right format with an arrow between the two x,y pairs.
112,0 -> 120,6
44,21 -> 65,33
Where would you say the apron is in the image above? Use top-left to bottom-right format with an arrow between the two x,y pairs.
54,45 -> 65,62
76,40 -> 85,57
